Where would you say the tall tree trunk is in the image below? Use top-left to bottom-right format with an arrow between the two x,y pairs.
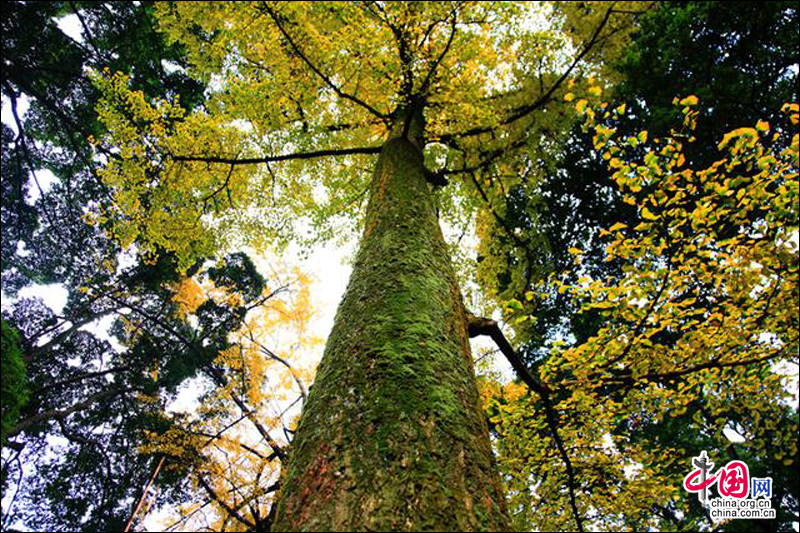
272,114 -> 510,531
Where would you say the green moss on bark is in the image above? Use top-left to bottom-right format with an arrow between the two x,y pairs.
1,319 -> 28,447
272,137 -> 510,532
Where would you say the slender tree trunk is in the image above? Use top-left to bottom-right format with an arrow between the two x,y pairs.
273,112 -> 510,531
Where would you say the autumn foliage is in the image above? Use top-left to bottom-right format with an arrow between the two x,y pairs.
1,2 -> 797,532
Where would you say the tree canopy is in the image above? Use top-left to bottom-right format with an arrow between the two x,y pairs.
1,1 -> 797,532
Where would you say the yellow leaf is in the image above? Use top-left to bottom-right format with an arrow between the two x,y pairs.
641,207 -> 659,221
609,222 -> 627,232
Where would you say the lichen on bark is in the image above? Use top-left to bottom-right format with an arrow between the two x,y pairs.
272,127 -> 510,531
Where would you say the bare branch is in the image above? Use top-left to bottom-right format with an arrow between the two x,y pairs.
124,456 -> 167,532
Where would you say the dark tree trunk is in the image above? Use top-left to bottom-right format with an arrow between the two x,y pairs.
272,117 -> 510,531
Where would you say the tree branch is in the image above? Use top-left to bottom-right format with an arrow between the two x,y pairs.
260,4 -> 391,121
124,456 -> 166,532
98,291 -> 288,461
197,475 -> 256,531
467,314 -> 584,533
7,386 -> 127,438
440,4 -> 618,142
29,365 -> 132,396
31,308 -> 119,356
171,145 -> 382,166
602,344 -> 795,388
417,10 -> 459,96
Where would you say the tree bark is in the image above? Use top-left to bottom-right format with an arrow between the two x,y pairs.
272,118 -> 510,531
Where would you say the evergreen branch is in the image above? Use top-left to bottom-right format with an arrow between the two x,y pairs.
98,292 -> 287,461
29,365 -> 132,395
31,308 -> 119,356
68,2 -> 104,62
6,387 -> 128,438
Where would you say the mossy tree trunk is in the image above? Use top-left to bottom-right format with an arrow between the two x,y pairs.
272,113 -> 510,532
